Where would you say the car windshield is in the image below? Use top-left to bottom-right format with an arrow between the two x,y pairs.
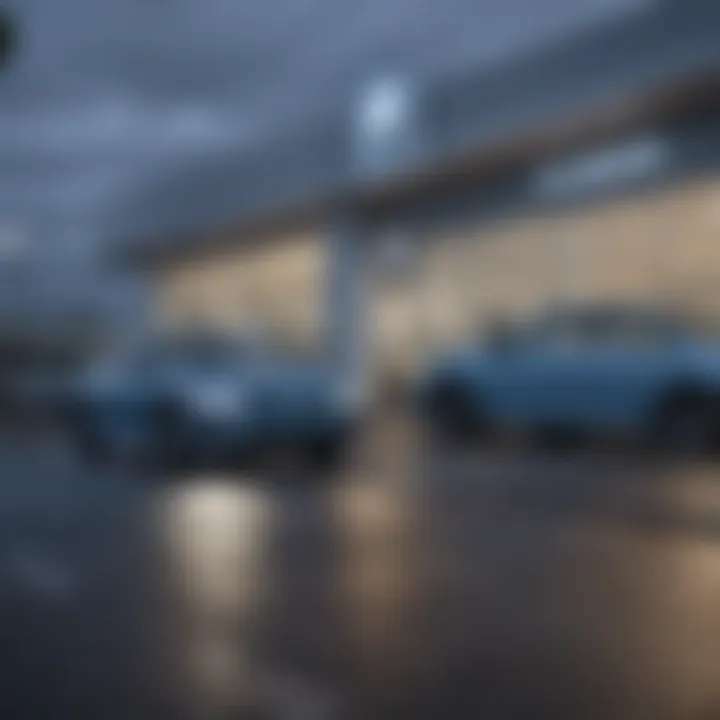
124,336 -> 243,376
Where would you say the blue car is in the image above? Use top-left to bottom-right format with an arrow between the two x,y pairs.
68,332 -> 357,472
418,303 -> 720,452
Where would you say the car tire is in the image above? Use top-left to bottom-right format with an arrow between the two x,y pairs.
75,426 -> 110,466
535,425 -> 584,453
67,405 -> 111,467
149,403 -> 188,472
651,391 -> 719,457
426,381 -> 483,446
308,435 -> 352,477
256,436 -> 351,482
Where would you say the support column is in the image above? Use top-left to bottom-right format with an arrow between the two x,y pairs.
326,213 -> 372,409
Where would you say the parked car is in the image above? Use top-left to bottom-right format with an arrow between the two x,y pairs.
418,303 -> 720,452
66,331 -> 357,472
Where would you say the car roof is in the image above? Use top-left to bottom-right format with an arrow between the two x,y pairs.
536,301 -> 679,323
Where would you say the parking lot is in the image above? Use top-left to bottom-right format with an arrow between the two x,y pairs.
2,419 -> 720,720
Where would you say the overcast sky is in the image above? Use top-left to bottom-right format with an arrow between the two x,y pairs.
0,0 -> 649,270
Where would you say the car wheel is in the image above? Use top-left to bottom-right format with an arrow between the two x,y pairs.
426,381 -> 483,446
651,392 -> 718,456
75,426 -> 110,466
535,425 -> 584,453
95,420 -> 163,473
68,407 -> 110,466
255,437 -> 350,482
308,435 -> 352,477
146,399 -> 187,471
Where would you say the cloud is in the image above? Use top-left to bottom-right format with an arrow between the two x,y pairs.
0,0 -> 654,266
0,97 -> 250,155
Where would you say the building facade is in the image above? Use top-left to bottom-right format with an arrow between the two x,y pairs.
132,0 -> 720,384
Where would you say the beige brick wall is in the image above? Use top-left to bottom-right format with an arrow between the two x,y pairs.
415,175 -> 720,338
155,175 -> 720,376
157,229 -> 323,347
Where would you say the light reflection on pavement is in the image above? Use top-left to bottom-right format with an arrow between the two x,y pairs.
2,424 -> 720,719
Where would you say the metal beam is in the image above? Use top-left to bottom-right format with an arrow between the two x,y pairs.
325,214 -> 372,408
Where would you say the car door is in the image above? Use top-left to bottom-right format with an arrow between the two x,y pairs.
482,311 -> 589,427
567,311 -> 680,430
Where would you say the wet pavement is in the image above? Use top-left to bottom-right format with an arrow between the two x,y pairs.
2,424 -> 720,719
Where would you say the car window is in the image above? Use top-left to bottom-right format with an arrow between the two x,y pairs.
534,307 -> 694,348
583,309 -> 689,346
522,311 -> 586,348
487,306 -> 717,352
616,312 -> 681,345
572,310 -> 629,346
120,337 -> 241,378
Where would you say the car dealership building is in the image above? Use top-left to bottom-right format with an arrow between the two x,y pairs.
126,0 -> 720,395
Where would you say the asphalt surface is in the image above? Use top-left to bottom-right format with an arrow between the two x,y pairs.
2,422 -> 720,719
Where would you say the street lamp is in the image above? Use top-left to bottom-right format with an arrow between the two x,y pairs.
353,74 -> 421,178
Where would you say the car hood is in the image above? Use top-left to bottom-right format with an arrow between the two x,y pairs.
248,360 -> 339,398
